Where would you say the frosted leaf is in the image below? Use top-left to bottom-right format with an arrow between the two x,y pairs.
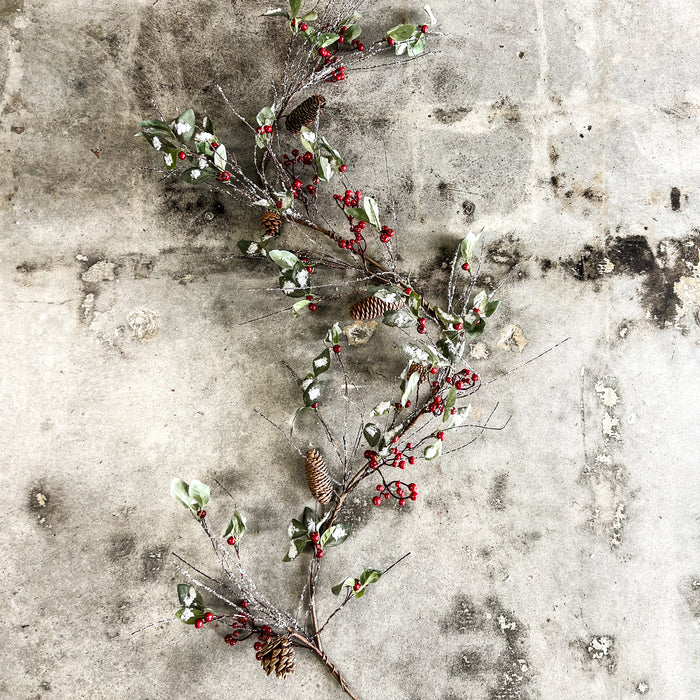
182,588 -> 196,607
194,131 -> 213,142
372,401 -> 392,416
304,131 -> 317,143
151,136 -> 162,150
282,280 -> 296,294
332,525 -> 346,540
164,153 -> 173,167
174,121 -> 190,136
314,356 -> 329,369
295,269 -> 309,287
180,608 -> 194,621
198,157 -> 207,169
246,243 -> 258,256
307,385 -> 320,401
190,169 -> 201,180
306,520 -> 316,534
301,376 -> 314,391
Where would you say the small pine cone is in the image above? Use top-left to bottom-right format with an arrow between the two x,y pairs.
349,296 -> 403,321
285,94 -> 326,134
305,448 -> 334,505
408,362 -> 428,384
261,211 -> 282,240
260,635 -> 296,679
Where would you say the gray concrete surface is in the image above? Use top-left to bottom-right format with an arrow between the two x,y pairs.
2,0 -> 699,698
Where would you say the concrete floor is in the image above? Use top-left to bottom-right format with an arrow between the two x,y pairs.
2,0 -> 699,698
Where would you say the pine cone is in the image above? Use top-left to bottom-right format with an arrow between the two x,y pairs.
260,211 -> 282,240
408,362 -> 428,384
349,296 -> 403,321
259,635 -> 295,679
285,94 -> 326,134
305,448 -> 334,505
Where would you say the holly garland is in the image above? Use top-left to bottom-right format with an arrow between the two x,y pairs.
138,2 -> 506,698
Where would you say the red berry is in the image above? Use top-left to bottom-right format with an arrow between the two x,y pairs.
462,262 -> 470,271
333,344 -> 342,354
177,151 -> 187,160
383,492 -> 391,500
256,653 -> 263,661
204,612 -> 214,623
373,496 -> 381,506
473,308 -> 480,315
264,125 -> 273,134
227,536 -> 235,545
254,642 -> 262,651
211,142 -> 219,149
309,303 -> 317,312
409,483 -> 417,491
357,42 -> 364,51
393,435 -> 399,444
199,510 -> 206,518
338,36 -> 344,44
312,401 -> 319,409
276,200 -> 284,209
315,548 -> 324,558
399,460 -> 406,469
195,618 -> 204,629
421,24 -> 429,33
450,407 -> 457,414
364,450 -> 376,459
437,431 -> 445,441
430,367 -> 438,374
241,600 -> 249,609
353,581 -> 361,592
405,400 -> 412,408
376,484 -> 383,492
405,287 -> 412,295
455,322 -> 463,331
410,492 -> 418,501
300,22 -> 308,31
473,373 -> 480,382
387,37 -> 395,46
310,531 -> 320,542
218,171 -> 231,182
418,317 -> 427,326
340,164 -> 347,172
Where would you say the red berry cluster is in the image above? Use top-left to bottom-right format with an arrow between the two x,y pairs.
452,368 -> 480,391
253,626 -> 274,655
309,530 -> 324,558
379,224 -> 395,244
333,189 -> 368,254
372,480 -> 418,507
282,150 -> 320,200
317,45 -> 346,82
222,612 -> 252,644
256,124 -> 274,136
417,316 -> 427,334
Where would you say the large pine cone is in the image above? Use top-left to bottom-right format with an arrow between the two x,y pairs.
349,296 -> 403,321
259,635 -> 295,679
260,211 -> 282,240
305,448 -> 333,505
285,95 -> 326,134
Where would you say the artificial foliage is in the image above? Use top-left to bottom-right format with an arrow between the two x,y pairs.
138,2 -> 509,697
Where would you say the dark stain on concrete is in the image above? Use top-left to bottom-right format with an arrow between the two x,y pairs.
141,546 -> 168,581
489,97 -> 520,125
441,595 -> 488,634
489,471 -> 509,511
488,235 -> 522,267
462,200 -> 476,218
449,648 -> 488,678
108,533 -> 137,561
0,0 -> 23,20
670,187 -> 681,211
434,106 -> 472,124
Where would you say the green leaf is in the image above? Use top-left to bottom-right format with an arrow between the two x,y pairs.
436,330 -> 460,362
202,115 -> 214,133
176,606 -> 205,624
172,109 -> 196,144
372,401 -> 392,416
370,285 -> 403,304
317,155 -> 333,182
263,8 -> 290,18
288,518 -> 307,540
424,440 -> 442,460
162,150 -> 179,170
291,299 -> 311,317
460,231 -> 480,264
363,197 -> 381,228
318,33 -> 340,48
289,0 -> 301,18
283,537 -> 309,562
256,106 -> 275,126
237,240 -> 265,257
221,511 -> 247,539
332,577 -> 356,596
302,507 -> 317,528
300,10 -> 318,21
180,167 -> 214,184
325,523 -> 352,547
467,317 -> 486,339
177,583 -> 202,608
407,290 -> 422,317
303,380 -> 323,407
345,207 -> 369,224
407,35 -> 427,57
188,480 -> 210,509
345,24 -> 361,42
359,568 -> 382,585
443,386 -> 457,421
363,423 -> 381,448
299,126 -> 317,154
170,478 -> 192,508
312,348 -> 331,376
401,371 -> 420,407
383,308 -> 414,328
138,118 -> 173,135
483,299 -> 500,317
386,24 -> 416,41
319,137 -> 342,163
434,306 -> 462,328
325,322 -> 342,345
269,249 -> 299,270
213,144 -> 227,171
